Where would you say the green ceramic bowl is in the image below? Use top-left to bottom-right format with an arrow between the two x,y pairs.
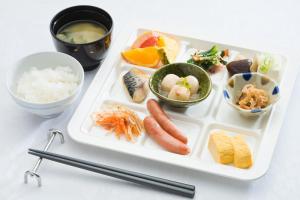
149,63 -> 212,107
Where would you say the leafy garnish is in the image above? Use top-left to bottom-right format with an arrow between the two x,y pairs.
187,45 -> 226,71
201,45 -> 219,57
259,54 -> 272,73
176,77 -> 191,89
70,37 -> 75,44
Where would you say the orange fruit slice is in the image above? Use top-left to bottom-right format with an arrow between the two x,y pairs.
121,47 -> 161,68
131,31 -> 180,62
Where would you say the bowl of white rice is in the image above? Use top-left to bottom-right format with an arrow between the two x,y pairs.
6,52 -> 84,118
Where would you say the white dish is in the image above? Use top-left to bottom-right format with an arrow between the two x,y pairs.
224,72 -> 280,117
68,28 -> 296,180
6,52 -> 84,118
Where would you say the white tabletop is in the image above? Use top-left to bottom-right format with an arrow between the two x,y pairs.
1,0 -> 300,199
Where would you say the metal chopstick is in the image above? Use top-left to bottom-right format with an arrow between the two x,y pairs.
28,149 -> 195,198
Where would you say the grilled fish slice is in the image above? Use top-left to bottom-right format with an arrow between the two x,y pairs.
123,69 -> 149,103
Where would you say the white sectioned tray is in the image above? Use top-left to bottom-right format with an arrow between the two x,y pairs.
68,28 -> 297,181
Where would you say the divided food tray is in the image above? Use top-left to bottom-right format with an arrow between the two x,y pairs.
68,28 -> 297,180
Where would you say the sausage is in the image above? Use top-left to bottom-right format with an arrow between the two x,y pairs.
143,116 -> 190,155
147,99 -> 188,144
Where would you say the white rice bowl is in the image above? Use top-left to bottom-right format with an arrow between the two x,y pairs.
6,52 -> 84,118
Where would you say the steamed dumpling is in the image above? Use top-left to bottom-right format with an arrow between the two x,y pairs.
186,75 -> 199,94
161,74 -> 180,92
168,85 -> 190,101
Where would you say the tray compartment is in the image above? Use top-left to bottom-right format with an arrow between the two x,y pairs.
81,100 -> 148,145
109,65 -> 154,106
120,29 -> 189,71
195,123 -> 260,168
143,116 -> 204,155
178,47 -> 227,83
214,98 -> 271,130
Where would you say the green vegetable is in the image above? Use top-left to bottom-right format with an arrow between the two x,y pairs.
176,77 -> 191,89
258,54 -> 273,73
70,38 -> 75,44
187,45 -> 225,71
201,45 -> 219,57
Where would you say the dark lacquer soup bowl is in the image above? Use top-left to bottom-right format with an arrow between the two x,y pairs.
50,5 -> 113,71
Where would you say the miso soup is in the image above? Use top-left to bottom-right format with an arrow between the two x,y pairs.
56,21 -> 107,44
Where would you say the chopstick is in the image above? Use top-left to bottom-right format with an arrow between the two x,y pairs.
29,148 -> 194,191
28,149 -> 195,198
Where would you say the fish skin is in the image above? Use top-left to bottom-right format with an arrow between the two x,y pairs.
122,69 -> 149,103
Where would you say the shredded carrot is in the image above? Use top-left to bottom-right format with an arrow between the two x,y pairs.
93,104 -> 143,142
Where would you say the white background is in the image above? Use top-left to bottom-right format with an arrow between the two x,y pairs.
1,0 -> 300,199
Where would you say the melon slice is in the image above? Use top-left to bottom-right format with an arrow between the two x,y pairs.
127,31 -> 179,67
159,34 -> 180,63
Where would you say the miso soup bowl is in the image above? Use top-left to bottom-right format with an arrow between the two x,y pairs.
50,5 -> 113,71
223,72 -> 280,117
6,52 -> 84,118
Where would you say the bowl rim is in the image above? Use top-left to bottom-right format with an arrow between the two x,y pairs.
224,72 -> 280,113
149,62 -> 212,104
6,51 -> 85,108
50,5 -> 113,46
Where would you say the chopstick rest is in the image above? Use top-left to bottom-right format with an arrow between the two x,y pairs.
24,129 -> 64,187
28,149 -> 195,198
